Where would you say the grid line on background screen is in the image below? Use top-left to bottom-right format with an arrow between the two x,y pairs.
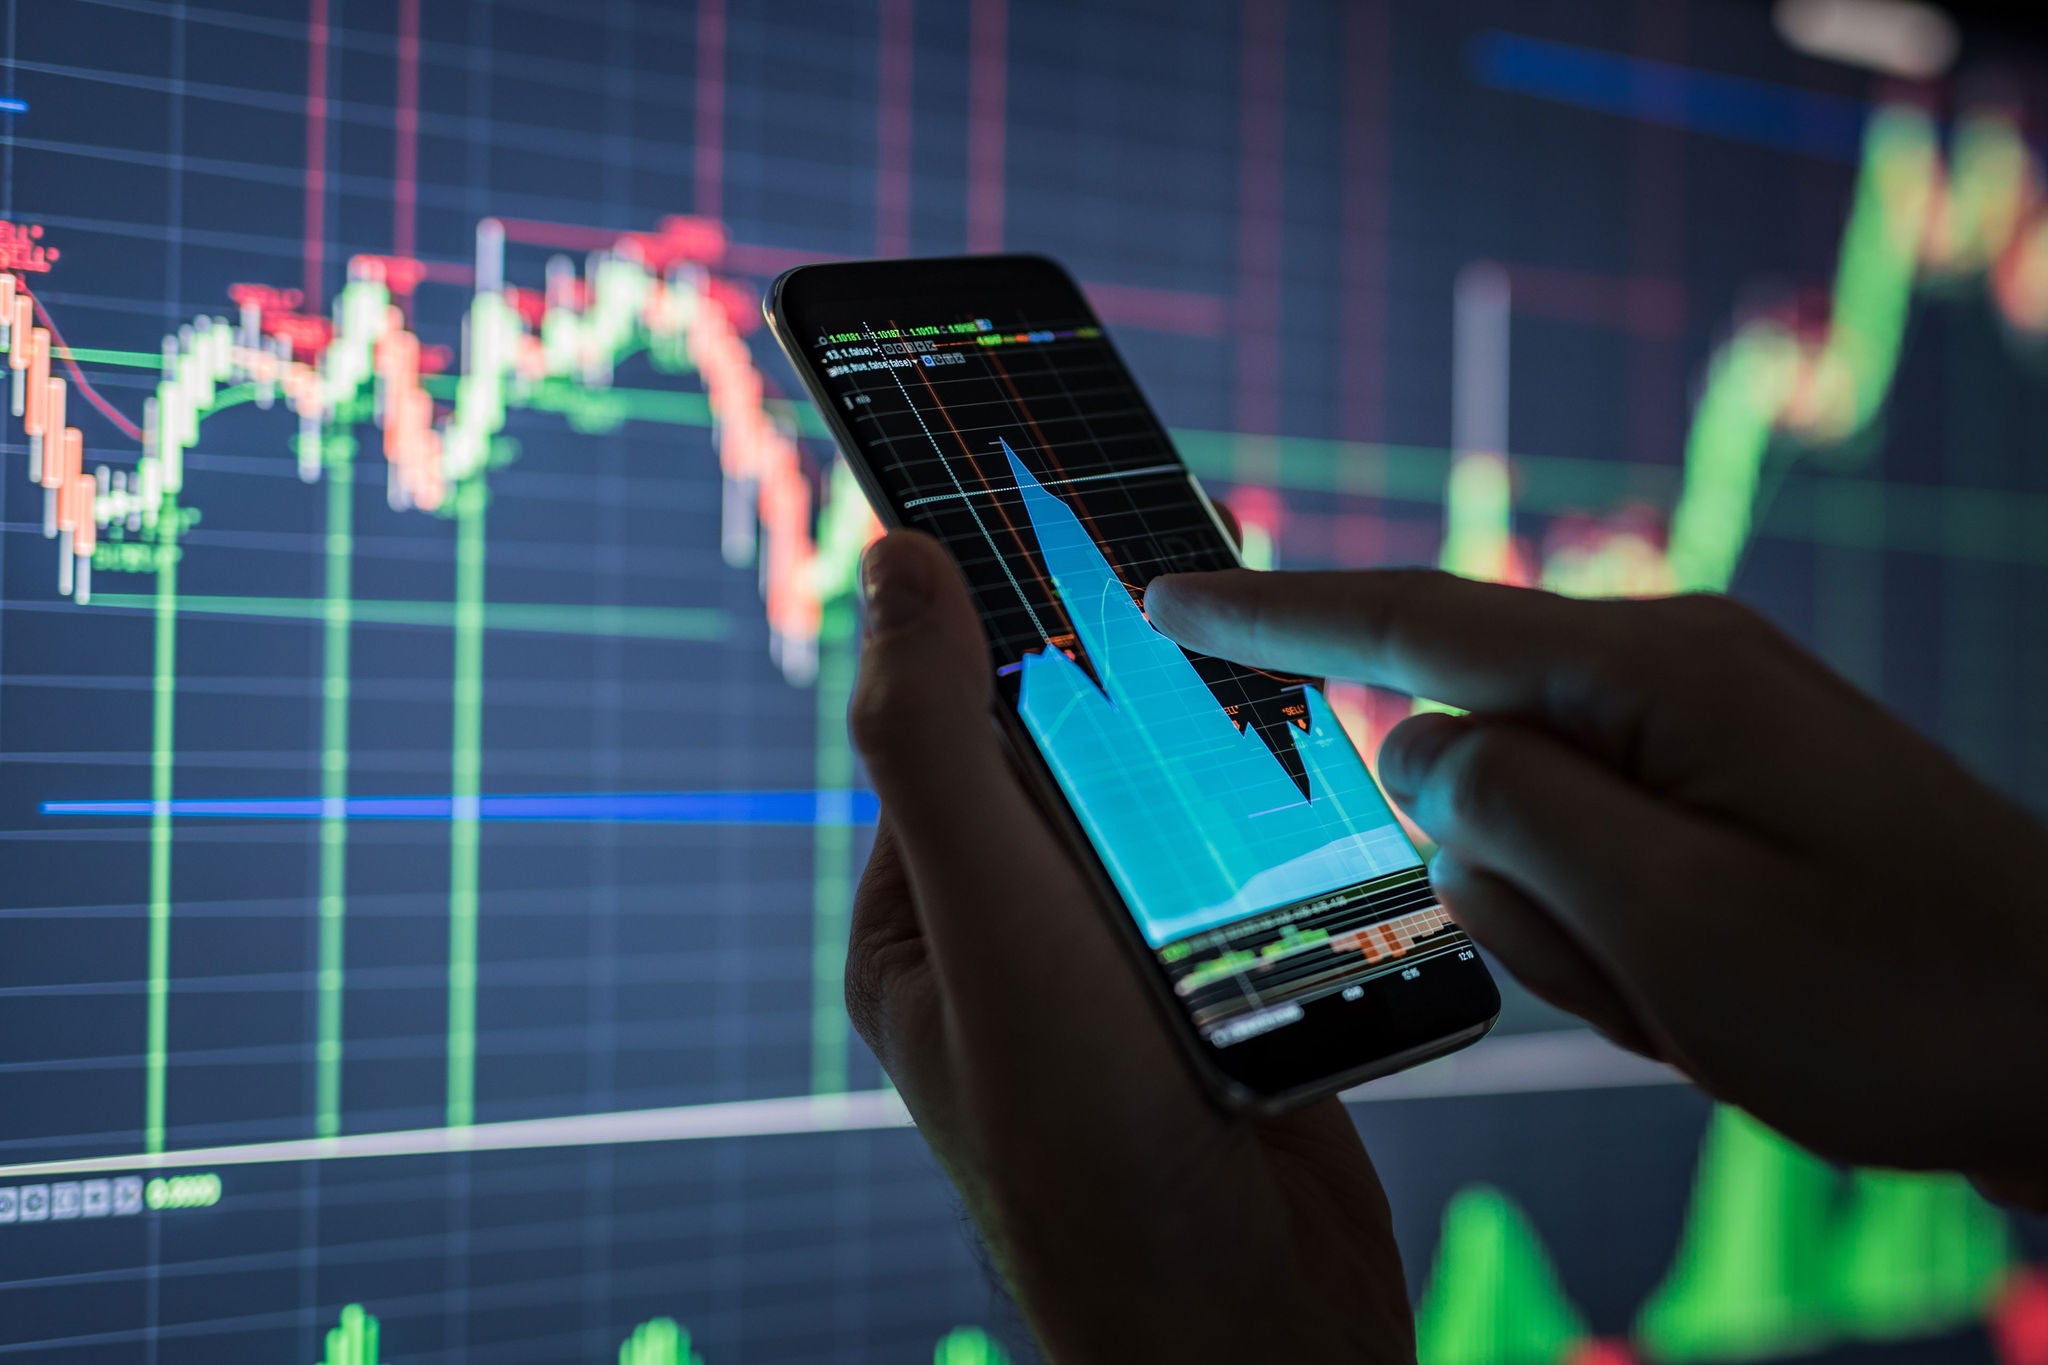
0,0 -> 2041,1361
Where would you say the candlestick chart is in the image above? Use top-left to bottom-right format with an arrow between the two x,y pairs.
4,213 -> 881,1158
0,1 -> 2044,1362
1430,103 -> 2048,604
1325,99 -> 2048,762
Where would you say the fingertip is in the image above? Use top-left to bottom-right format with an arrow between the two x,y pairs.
1139,572 -> 1190,632
859,529 -> 947,638
1377,710 -> 1471,807
848,531 -> 990,767
1143,569 -> 1252,652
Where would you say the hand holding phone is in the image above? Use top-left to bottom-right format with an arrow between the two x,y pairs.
1147,567 -> 2048,1202
845,528 -> 1417,1363
842,539 -> 2048,1358
769,256 -> 1498,1107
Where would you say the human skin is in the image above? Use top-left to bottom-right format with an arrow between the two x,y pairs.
846,530 -> 1413,1362
845,530 -> 2048,1359
1145,566 -> 2048,1206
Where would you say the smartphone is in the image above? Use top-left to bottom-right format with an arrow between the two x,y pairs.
767,254 -> 1498,1109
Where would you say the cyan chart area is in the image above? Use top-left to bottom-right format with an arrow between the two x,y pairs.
1008,440 -> 1418,946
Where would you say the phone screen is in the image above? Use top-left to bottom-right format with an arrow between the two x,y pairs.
775,257 -> 1493,1093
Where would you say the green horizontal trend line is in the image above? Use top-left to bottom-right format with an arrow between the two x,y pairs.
62,335 -> 2044,568
410,372 -> 826,439
89,593 -> 728,640
1188,432 -> 2048,568
57,345 -> 165,368
66,321 -> 2034,564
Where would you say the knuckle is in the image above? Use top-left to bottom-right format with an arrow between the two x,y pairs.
842,841 -> 926,1064
1619,593 -> 1762,699
1317,567 -> 1447,673
1546,599 -> 1656,720
1662,592 -> 1764,649
841,934 -> 892,1053
843,915 -> 914,1057
1239,572 -> 1288,662
845,937 -> 932,1068
1371,567 -> 1455,619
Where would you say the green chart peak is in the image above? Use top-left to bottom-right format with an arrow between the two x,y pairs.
1409,1107 -> 2025,1365
1417,1185 -> 1589,1365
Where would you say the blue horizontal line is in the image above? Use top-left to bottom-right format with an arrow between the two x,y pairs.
41,789 -> 881,826
1469,30 -> 1866,163
0,99 -> 26,115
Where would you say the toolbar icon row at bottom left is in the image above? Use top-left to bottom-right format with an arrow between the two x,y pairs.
0,1177 -> 145,1224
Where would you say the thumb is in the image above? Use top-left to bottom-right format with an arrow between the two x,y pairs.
852,528 -> 996,765
849,530 -> 1126,998
1376,710 -> 1747,1000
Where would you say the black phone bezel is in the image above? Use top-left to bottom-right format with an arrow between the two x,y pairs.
765,253 -> 1499,1110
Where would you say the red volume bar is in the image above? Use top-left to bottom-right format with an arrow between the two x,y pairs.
1330,903 -> 1456,965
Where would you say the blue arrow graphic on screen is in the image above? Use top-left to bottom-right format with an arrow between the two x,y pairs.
1004,438 -> 1420,947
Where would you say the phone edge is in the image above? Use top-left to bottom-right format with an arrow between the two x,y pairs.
763,260 -> 1499,1115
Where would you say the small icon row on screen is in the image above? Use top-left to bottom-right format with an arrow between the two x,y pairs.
0,1176 -> 144,1225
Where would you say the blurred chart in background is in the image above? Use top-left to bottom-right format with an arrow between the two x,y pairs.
0,0 -> 2043,1360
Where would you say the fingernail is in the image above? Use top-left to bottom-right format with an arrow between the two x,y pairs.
1141,575 -> 1177,615
861,535 -> 931,635
1379,714 -> 1467,802
1142,575 -> 1198,637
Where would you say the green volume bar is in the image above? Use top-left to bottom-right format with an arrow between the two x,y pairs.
90,592 -> 726,640
807,471 -> 878,1094
1395,1107 -> 2020,1365
1633,1107 -> 2014,1361
1636,1108 -> 1841,1360
932,1328 -> 1012,1364
316,432 -> 352,1137
1829,1169 -> 2010,1340
619,1317 -> 705,1365
808,598 -> 857,1095
319,1304 -> 380,1365
143,511 -> 180,1155
445,478 -> 487,1128
1414,1186 -> 1587,1365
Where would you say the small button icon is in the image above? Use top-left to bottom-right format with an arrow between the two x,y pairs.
18,1185 -> 48,1222
81,1181 -> 111,1218
0,1188 -> 17,1224
50,1183 -> 80,1220
112,1177 -> 143,1216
